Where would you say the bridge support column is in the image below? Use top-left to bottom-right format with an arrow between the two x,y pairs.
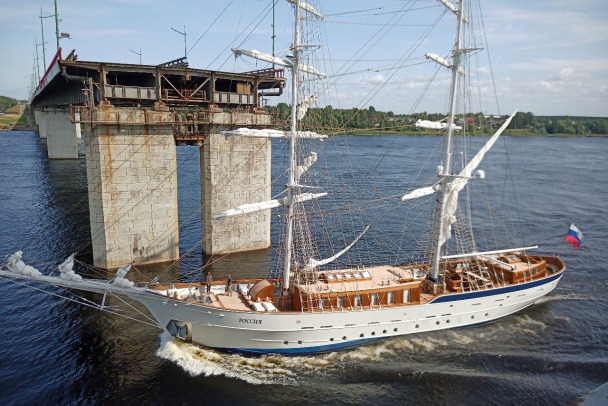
45,107 -> 79,159
36,109 -> 47,139
84,104 -> 179,269
201,133 -> 271,255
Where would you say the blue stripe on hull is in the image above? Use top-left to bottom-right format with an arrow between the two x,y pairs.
226,337 -> 381,355
429,271 -> 563,304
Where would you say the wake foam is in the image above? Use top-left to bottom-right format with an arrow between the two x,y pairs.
156,333 -> 354,384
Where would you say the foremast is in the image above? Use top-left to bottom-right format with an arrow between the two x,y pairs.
281,0 -> 302,303
431,0 -> 466,279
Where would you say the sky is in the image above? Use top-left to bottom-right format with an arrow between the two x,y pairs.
0,0 -> 606,117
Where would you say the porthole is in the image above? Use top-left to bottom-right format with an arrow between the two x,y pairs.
471,315 -> 474,319
284,341 -> 288,345
415,324 -> 419,328
383,330 -> 387,334
342,336 -> 347,340
485,313 -> 489,316
360,333 -> 364,338
330,338 -> 334,342
298,340 -> 302,344
371,332 -> 376,336
436,321 -> 440,325
393,328 -> 398,332
446,320 -> 450,324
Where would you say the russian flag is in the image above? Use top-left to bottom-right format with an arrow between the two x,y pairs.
564,223 -> 584,249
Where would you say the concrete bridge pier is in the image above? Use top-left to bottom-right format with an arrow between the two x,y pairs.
84,103 -> 179,269
201,132 -> 272,255
44,107 -> 80,159
35,109 -> 47,139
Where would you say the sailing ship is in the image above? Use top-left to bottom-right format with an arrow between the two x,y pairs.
0,0 -> 565,355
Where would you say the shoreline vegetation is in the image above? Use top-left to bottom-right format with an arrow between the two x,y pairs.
266,103 -> 608,138
1,95 -> 606,137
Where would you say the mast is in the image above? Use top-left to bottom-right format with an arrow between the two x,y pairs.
281,0 -> 301,298
431,0 -> 466,279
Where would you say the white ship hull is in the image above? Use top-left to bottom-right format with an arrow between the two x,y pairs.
132,271 -> 563,355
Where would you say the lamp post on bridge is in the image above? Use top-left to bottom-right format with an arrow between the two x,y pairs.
171,26 -> 187,60
34,40 -> 45,81
40,1 -> 69,71
39,8 -> 54,69
130,49 -> 142,65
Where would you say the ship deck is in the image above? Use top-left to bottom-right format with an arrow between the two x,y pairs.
147,254 -> 566,313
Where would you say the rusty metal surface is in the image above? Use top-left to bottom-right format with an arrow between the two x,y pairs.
32,58 -> 285,110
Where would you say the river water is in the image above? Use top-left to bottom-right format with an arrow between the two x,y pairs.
0,130 -> 606,405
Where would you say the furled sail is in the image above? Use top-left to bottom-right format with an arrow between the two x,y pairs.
112,263 -> 135,288
232,48 -> 326,78
401,184 -> 439,201
220,128 -> 328,139
295,152 -> 317,181
438,110 -> 518,246
297,94 -> 318,120
285,0 -> 325,20
437,0 -> 469,24
297,63 -> 326,78
231,48 -> 291,67
58,254 -> 82,282
425,53 -> 465,75
6,250 -> 42,278
212,192 -> 327,220
303,226 -> 370,271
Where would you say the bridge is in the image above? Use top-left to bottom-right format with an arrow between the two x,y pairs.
31,48 -> 286,269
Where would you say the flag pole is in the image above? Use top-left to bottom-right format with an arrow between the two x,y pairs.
557,221 -> 572,257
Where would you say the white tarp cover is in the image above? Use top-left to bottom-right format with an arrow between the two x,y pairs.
438,110 -> 517,246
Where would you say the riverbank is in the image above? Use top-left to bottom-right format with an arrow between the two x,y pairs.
0,113 -> 32,130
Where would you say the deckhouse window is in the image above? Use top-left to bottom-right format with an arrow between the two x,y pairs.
354,295 -> 361,306
387,291 -> 394,304
403,289 -> 410,303
321,297 -> 329,309
337,296 -> 345,308
371,293 -> 379,306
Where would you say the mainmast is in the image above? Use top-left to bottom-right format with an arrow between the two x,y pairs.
281,0 -> 302,300
431,0 -> 466,279
227,1 -> 325,306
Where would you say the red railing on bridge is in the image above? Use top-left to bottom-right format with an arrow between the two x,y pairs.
35,47 -> 62,94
